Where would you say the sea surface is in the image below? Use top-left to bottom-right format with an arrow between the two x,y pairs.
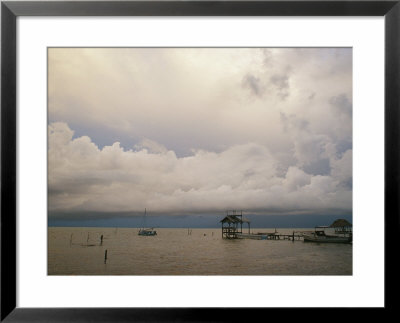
48,227 -> 352,275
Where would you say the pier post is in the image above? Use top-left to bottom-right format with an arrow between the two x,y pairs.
104,250 -> 108,264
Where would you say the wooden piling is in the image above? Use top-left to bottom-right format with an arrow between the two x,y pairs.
104,250 -> 108,264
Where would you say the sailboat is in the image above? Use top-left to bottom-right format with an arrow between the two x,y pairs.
138,208 -> 157,236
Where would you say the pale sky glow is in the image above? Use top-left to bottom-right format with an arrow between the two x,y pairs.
48,48 -> 352,217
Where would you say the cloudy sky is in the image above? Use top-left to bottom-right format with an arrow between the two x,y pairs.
48,48 -> 352,222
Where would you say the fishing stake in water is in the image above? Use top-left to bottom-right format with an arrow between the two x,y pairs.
104,249 -> 108,264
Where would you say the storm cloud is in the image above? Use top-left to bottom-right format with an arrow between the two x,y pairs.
48,48 -> 352,217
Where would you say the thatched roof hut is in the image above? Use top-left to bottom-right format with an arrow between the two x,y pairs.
220,210 -> 251,238
220,215 -> 250,224
330,219 -> 352,228
330,219 -> 352,233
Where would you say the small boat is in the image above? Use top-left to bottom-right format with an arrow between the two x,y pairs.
138,209 -> 157,236
138,228 -> 157,236
303,226 -> 352,244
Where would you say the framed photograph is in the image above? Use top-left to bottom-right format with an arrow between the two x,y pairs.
1,0 -> 398,320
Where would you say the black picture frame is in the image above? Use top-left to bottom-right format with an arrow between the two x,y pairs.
1,1 -> 398,321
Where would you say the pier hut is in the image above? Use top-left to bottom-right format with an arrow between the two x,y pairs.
330,219 -> 352,235
220,210 -> 250,239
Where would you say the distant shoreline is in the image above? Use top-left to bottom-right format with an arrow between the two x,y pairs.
48,213 -> 352,229
48,226 -> 315,229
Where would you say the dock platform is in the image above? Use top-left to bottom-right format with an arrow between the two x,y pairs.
235,232 -> 306,241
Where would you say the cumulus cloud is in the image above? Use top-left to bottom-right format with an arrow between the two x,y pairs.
48,122 -> 352,215
48,48 -> 352,217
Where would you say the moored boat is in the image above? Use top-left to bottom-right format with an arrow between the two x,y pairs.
303,226 -> 351,243
138,209 -> 157,236
138,228 -> 157,236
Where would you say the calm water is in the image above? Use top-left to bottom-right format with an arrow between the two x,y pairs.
48,227 -> 352,275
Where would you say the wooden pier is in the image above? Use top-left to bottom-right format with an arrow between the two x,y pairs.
260,232 -> 305,241
219,212 -> 353,243
234,230 -> 307,241
220,211 -> 309,240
